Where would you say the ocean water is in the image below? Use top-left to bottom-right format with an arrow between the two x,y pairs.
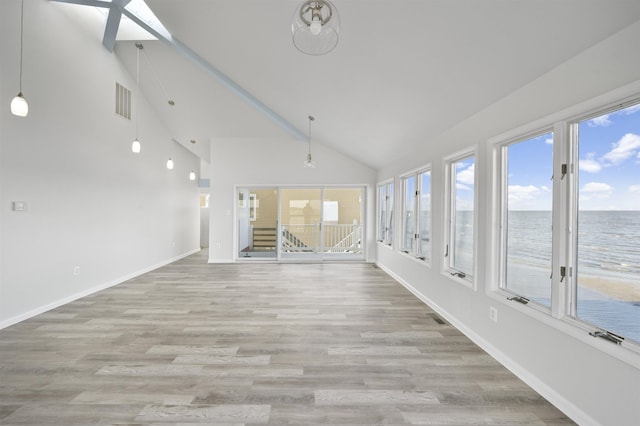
504,210 -> 640,343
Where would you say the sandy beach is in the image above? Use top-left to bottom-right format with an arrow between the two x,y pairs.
578,275 -> 640,302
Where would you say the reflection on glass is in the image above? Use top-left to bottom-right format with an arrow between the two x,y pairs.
575,104 -> 640,343
504,133 -> 553,307
451,157 -> 475,276
403,176 -> 415,253
419,171 -> 431,261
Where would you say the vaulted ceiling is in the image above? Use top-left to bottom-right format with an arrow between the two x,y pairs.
54,0 -> 640,169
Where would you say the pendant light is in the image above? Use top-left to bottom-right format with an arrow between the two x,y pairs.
304,115 -> 316,168
131,42 -> 143,153
166,158 -> 174,169
11,0 -> 28,117
189,171 -> 196,181
292,0 -> 340,55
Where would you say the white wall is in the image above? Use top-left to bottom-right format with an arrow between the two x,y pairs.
0,0 -> 200,327
377,19 -> 640,426
209,137 -> 376,262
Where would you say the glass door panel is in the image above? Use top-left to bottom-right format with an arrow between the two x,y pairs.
279,188 -> 322,259
237,187 -> 278,259
322,188 -> 363,259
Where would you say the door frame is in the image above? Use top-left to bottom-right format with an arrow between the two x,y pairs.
234,184 -> 366,262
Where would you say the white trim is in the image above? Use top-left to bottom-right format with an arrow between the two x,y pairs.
441,146 -> 478,289
0,249 -> 200,330
488,79 -> 640,146
377,262 -> 598,426
208,258 -> 234,264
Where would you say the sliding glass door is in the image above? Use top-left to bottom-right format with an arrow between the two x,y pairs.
322,188 -> 363,258
279,188 -> 322,259
237,187 -> 278,259
238,187 -> 364,261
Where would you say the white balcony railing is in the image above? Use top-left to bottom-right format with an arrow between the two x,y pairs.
281,223 -> 362,253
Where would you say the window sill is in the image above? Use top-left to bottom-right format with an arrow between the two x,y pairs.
399,250 -> 431,268
377,241 -> 394,251
442,269 -> 474,289
487,290 -> 640,369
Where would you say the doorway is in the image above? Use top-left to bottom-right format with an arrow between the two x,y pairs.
237,186 -> 364,261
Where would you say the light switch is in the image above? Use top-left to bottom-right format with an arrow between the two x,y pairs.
12,201 -> 27,212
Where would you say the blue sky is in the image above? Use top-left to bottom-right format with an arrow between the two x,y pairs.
506,103 -> 640,211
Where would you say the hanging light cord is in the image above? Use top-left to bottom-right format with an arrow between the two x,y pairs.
135,44 -> 140,139
140,48 -> 174,106
18,0 -> 24,93
308,115 -> 314,156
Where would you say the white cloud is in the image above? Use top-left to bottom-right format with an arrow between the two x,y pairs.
541,186 -> 551,192
456,183 -> 471,191
629,184 -> 640,194
623,104 -> 640,115
579,155 -> 602,173
544,137 -> 553,145
508,185 -> 540,201
581,182 -> 613,199
601,133 -> 640,165
587,114 -> 612,127
456,163 -> 475,185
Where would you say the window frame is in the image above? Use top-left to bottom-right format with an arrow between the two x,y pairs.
443,148 -> 477,287
493,128 -> 556,313
376,179 -> 394,247
487,88 -> 640,362
399,165 -> 432,265
566,100 -> 640,341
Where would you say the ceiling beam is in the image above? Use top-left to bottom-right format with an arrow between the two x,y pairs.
119,8 -> 307,141
49,0 -> 306,142
102,6 -> 122,52
48,0 -> 112,8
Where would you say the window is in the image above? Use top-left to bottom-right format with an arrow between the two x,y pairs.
445,151 -> 475,282
400,168 -> 431,263
377,181 -> 394,246
401,175 -> 416,253
571,102 -> 640,343
492,97 -> 640,348
499,131 -> 554,307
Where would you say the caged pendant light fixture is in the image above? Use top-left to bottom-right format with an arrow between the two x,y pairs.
304,115 -> 316,168
131,42 -> 144,153
11,0 -> 28,117
292,0 -> 340,55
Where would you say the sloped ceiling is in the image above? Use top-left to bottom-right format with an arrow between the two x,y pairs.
107,0 -> 640,168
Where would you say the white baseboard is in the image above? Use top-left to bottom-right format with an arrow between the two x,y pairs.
208,258 -> 234,263
0,249 -> 200,330
376,262 -> 596,426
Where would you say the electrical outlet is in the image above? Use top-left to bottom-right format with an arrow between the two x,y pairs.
73,266 -> 80,276
489,306 -> 498,323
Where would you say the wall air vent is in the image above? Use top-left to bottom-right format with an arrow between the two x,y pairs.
115,82 -> 131,120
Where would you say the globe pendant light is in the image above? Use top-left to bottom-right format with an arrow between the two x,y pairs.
292,0 -> 340,55
189,171 -> 196,181
304,115 -> 316,168
166,158 -> 174,169
132,43 -> 143,153
11,0 -> 28,117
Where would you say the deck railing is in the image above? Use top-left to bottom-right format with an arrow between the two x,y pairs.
280,223 -> 362,253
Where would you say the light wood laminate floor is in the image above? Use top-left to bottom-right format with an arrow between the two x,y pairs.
0,251 -> 574,425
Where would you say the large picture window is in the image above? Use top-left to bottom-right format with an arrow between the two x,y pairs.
377,180 -> 394,246
499,131 -> 554,307
444,152 -> 475,282
400,168 -> 431,263
572,102 -> 640,343
493,97 -> 640,347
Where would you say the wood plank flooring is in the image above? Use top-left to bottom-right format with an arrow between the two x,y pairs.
0,251 -> 574,425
